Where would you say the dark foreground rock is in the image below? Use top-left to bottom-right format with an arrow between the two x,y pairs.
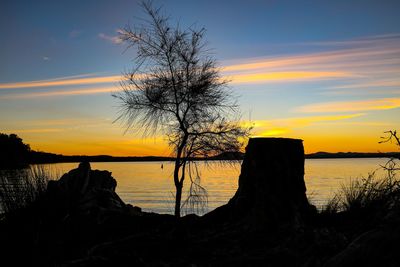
1,138 -> 400,266
47,161 -> 127,215
325,227 -> 400,267
323,209 -> 400,267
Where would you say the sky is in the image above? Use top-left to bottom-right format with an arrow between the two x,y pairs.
0,0 -> 399,156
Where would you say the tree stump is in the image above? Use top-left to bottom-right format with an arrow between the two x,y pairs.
205,137 -> 314,229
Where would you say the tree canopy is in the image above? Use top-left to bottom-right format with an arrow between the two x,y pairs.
113,2 -> 249,217
0,133 -> 31,169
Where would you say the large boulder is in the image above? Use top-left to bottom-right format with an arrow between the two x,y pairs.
205,138 -> 314,229
324,205 -> 400,267
47,162 -> 126,213
324,224 -> 400,267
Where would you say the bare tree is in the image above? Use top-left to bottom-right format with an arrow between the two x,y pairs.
380,130 -> 400,148
113,2 -> 249,217
379,130 -> 400,174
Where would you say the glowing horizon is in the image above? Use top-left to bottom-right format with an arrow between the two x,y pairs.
1,1 -> 399,156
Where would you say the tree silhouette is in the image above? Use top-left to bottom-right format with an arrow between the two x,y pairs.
0,133 -> 31,169
113,2 -> 249,217
380,130 -> 400,149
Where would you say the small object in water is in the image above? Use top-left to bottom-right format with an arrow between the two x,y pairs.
161,163 -> 164,169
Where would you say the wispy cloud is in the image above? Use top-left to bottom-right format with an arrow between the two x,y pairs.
223,33 -> 400,87
0,75 -> 121,89
0,33 -> 398,97
321,89 -> 400,96
0,86 -> 120,99
98,32 -> 123,44
331,80 -> 400,89
0,69 -> 348,91
278,113 -> 365,126
230,71 -> 353,84
248,113 -> 365,136
223,48 -> 399,74
302,33 -> 400,47
297,98 -> 400,113
323,79 -> 400,96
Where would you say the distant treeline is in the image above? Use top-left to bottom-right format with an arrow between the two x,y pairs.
25,149 -> 400,164
1,133 -> 399,169
306,151 -> 400,159
29,151 -> 246,164
29,151 -> 175,164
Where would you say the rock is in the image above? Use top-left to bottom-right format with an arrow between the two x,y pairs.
47,162 -> 126,213
324,224 -> 400,267
205,138 -> 315,229
126,204 -> 143,216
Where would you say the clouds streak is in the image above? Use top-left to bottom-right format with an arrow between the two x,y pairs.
297,98 -> 400,113
0,87 -> 119,99
0,33 -> 398,99
0,76 -> 121,90
248,113 -> 365,136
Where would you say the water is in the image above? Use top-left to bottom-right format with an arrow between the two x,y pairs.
40,158 -> 394,214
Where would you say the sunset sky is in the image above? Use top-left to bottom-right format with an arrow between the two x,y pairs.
1,0 -> 399,156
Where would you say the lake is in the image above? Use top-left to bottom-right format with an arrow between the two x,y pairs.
38,158 -> 395,215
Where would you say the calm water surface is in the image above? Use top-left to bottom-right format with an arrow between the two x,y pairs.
42,158 -> 393,214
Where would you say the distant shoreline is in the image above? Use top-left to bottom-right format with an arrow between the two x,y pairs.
3,133 -> 399,167
28,150 -> 400,164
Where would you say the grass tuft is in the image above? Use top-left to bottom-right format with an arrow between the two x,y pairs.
0,165 -> 54,215
322,160 -> 399,215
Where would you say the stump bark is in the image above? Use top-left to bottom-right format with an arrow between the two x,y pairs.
205,137 -> 313,228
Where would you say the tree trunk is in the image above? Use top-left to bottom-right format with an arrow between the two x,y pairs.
173,159 -> 183,218
174,182 -> 183,217
173,134 -> 188,218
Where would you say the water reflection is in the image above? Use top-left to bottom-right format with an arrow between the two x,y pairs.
37,158 -> 393,214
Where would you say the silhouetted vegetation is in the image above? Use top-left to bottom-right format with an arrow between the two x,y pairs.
306,151 -> 400,159
1,135 -> 400,266
114,1 -> 250,217
0,133 -> 31,169
322,130 -> 400,217
0,165 -> 52,214
322,168 -> 399,215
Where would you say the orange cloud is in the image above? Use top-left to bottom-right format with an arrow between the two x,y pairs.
230,71 -> 353,84
223,47 -> 399,73
0,34 -> 398,92
297,98 -> 400,113
0,86 -> 122,99
0,69 -> 351,91
0,34 -> 397,102
280,113 -> 365,126
247,113 -> 364,137
250,113 -> 364,127
0,76 -> 121,89
222,34 -> 400,87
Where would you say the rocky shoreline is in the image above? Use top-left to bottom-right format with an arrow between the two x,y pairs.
1,138 -> 399,266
